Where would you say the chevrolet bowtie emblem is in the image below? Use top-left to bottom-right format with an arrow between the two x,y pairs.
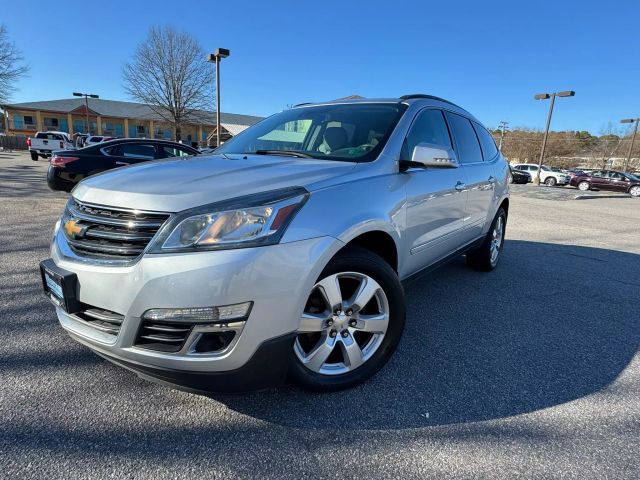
64,219 -> 86,238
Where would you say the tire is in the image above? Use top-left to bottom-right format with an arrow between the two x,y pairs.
30,151 -> 38,161
466,208 -> 507,272
577,181 -> 590,191
545,176 -> 557,187
630,185 -> 640,197
289,246 -> 405,392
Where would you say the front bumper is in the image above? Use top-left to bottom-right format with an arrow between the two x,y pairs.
50,229 -> 342,391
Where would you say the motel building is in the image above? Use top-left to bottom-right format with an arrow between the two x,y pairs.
0,98 -> 263,147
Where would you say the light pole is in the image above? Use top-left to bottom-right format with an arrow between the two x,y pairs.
497,120 -> 509,151
533,90 -> 575,185
73,92 -> 99,134
621,118 -> 639,173
207,48 -> 230,147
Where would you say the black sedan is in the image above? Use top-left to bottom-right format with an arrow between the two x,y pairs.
509,166 -> 531,184
47,138 -> 200,192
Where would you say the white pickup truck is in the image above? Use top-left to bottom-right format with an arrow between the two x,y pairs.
27,131 -> 75,161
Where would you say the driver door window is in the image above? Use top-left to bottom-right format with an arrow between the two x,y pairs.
401,109 -> 452,160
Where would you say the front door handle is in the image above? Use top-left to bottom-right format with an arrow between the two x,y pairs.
455,181 -> 466,191
115,161 -> 130,166
488,175 -> 496,183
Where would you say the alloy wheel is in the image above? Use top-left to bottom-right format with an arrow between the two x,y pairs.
490,216 -> 504,265
630,186 -> 640,197
578,181 -> 590,191
294,272 -> 389,375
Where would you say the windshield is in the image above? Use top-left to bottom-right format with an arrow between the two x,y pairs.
216,103 -> 407,162
627,173 -> 639,181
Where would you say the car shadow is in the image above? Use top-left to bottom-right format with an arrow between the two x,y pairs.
212,240 -> 640,429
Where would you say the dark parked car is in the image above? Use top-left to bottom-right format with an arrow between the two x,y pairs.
47,138 -> 200,192
569,169 -> 640,197
509,166 -> 531,184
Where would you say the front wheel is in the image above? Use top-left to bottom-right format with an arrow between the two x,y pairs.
630,185 -> 640,197
545,177 -> 557,187
30,151 -> 38,161
289,246 -> 405,392
578,181 -> 590,191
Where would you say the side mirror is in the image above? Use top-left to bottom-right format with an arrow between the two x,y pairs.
411,143 -> 458,168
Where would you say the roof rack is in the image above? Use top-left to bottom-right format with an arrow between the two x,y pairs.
399,94 -> 462,109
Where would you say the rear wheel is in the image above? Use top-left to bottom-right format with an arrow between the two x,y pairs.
545,176 -> 557,187
630,185 -> 640,197
289,246 -> 405,392
466,208 -> 507,271
578,181 -> 590,191
30,151 -> 38,161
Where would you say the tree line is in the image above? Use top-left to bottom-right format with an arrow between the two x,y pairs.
490,126 -> 639,171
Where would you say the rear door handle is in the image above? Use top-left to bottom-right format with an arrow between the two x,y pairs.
455,181 -> 466,191
115,161 -> 130,166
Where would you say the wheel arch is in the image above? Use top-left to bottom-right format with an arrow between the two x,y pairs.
339,230 -> 399,272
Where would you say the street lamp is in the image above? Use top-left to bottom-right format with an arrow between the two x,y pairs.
497,120 -> 509,151
621,118 -> 639,173
533,90 -> 575,185
73,92 -> 99,134
207,48 -> 230,148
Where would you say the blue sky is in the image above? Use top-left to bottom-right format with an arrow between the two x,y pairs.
2,0 -> 638,133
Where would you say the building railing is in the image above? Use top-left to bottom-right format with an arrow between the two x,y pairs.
8,121 -> 37,131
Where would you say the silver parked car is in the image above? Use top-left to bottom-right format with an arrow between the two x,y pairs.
40,95 -> 510,392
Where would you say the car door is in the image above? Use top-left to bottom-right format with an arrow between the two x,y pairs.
402,108 -> 469,274
605,171 -> 628,191
111,143 -> 159,167
588,170 -> 607,189
444,112 -> 496,242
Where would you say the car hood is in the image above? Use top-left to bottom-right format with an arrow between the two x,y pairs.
72,154 -> 358,212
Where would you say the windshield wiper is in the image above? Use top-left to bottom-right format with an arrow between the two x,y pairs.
252,149 -> 316,159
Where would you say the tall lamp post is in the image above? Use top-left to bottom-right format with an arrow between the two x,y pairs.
73,92 -> 99,134
207,48 -> 230,148
533,90 -> 575,185
620,118 -> 639,173
497,120 -> 509,151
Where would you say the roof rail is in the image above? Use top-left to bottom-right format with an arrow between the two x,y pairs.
399,94 -> 462,109
292,102 -> 314,108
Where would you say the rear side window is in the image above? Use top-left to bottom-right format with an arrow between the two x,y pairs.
119,144 -> 157,160
162,146 -> 194,158
473,122 -> 498,160
445,112 -> 483,164
401,109 -> 451,160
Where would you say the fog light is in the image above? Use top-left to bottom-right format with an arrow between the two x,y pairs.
142,301 -> 252,323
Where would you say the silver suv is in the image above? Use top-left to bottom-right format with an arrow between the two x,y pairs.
40,95 -> 510,392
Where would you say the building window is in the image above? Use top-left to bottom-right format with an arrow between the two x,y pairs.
24,115 -> 35,126
43,117 -> 59,130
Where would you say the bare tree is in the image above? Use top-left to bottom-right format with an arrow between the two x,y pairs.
586,123 -> 623,169
0,25 -> 29,104
123,26 -> 213,141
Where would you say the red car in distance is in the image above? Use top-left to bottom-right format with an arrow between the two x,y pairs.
569,169 -> 640,197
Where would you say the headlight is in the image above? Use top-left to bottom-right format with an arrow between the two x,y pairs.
150,187 -> 308,252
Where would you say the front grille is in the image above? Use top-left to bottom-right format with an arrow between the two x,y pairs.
73,306 -> 124,337
135,320 -> 193,353
64,199 -> 170,260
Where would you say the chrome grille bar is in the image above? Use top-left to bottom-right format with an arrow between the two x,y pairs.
63,199 -> 170,260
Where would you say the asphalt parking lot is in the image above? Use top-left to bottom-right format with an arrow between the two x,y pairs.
1,151 -> 638,479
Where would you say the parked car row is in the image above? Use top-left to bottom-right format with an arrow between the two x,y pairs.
47,138 -> 200,192
508,163 -> 640,197
511,163 -> 571,186
27,131 -> 119,160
